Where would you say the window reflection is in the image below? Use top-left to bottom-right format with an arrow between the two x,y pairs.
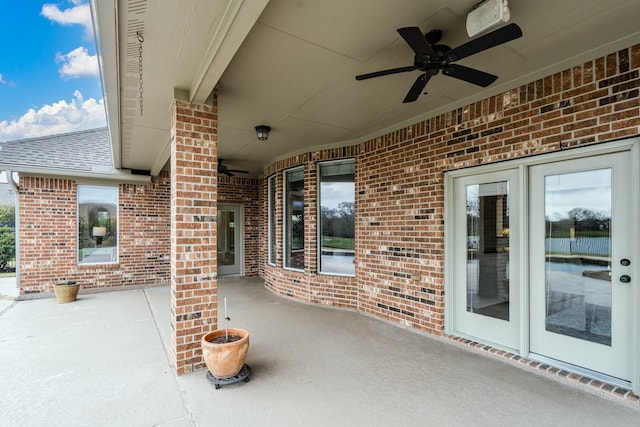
544,169 -> 612,345
285,168 -> 304,270
466,182 -> 510,321
78,186 -> 118,264
319,160 -> 355,275
268,175 -> 277,265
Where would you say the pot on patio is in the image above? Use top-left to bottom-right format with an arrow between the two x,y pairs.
53,281 -> 80,303
201,327 -> 250,379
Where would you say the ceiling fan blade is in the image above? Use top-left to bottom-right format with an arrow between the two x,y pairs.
228,169 -> 249,174
356,66 -> 416,81
403,74 -> 431,103
447,23 -> 522,62
397,27 -> 435,56
443,64 -> 497,87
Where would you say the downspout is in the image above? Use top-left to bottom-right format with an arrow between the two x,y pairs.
5,171 -> 19,297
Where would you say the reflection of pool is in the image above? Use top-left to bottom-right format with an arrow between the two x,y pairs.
321,254 -> 355,275
546,261 -> 609,275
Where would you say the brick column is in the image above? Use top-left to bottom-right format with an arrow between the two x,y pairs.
170,95 -> 218,375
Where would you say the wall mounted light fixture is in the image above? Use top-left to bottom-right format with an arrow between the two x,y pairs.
255,125 -> 271,141
466,0 -> 511,37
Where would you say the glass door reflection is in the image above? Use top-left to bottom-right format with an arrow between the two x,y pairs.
544,169 -> 612,345
218,204 -> 242,276
466,181 -> 510,321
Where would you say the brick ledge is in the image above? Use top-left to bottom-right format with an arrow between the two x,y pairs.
446,335 -> 640,405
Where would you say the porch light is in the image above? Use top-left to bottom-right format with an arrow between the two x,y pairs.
255,125 -> 271,141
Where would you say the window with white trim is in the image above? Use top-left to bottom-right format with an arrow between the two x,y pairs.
78,185 -> 118,264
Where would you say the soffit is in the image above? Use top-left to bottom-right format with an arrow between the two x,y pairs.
100,0 -> 640,177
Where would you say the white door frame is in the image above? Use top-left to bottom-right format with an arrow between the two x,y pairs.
444,137 -> 640,394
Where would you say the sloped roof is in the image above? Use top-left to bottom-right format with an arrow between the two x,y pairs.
0,127 -> 112,173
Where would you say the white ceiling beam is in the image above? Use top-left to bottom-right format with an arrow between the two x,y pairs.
189,0 -> 269,104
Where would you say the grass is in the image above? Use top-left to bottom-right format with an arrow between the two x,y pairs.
0,272 -> 16,278
321,236 -> 355,250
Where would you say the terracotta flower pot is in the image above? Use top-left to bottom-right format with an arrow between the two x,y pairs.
53,282 -> 80,303
201,328 -> 249,379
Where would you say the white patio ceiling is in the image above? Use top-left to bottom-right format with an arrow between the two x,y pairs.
92,0 -> 640,177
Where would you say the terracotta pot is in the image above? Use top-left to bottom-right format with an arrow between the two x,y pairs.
201,328 -> 250,379
53,283 -> 80,303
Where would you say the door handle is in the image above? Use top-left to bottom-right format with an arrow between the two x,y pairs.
620,275 -> 631,283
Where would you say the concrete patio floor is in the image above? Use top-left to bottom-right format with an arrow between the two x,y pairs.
1,277 -> 639,426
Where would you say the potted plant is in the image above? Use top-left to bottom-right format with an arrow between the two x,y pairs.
53,280 -> 80,303
201,298 -> 250,388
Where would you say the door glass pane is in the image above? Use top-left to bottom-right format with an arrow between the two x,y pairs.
544,169 -> 612,346
217,210 -> 235,267
466,181 -> 510,320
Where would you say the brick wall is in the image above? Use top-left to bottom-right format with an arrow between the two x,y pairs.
260,44 -> 640,333
263,148 -> 359,309
218,175 -> 261,276
170,98 -> 218,375
18,171 -> 171,294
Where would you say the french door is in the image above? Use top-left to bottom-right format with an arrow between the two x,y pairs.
448,144 -> 637,385
529,153 -> 632,381
452,169 -> 520,350
217,204 -> 243,276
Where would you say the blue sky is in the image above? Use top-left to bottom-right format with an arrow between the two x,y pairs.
0,0 -> 105,142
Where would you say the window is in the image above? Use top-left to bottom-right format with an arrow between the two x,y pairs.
284,167 -> 304,270
78,185 -> 118,264
268,175 -> 277,265
319,160 -> 355,275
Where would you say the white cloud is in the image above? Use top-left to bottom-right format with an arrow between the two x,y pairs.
56,47 -> 99,79
0,74 -> 15,87
41,2 -> 93,38
0,91 -> 106,142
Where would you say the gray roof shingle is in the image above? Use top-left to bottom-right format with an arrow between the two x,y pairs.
0,127 -> 112,173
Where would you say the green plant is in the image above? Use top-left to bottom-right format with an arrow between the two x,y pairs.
0,206 -> 15,228
0,226 -> 16,271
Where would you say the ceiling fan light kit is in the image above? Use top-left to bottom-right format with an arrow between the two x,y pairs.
355,21 -> 522,103
466,0 -> 511,37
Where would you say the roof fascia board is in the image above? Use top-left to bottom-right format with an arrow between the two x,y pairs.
0,165 -> 151,184
91,0 -> 122,169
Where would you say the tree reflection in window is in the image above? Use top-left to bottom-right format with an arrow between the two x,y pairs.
319,159 -> 355,275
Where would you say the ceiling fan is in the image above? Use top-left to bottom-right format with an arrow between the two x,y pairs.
218,159 -> 249,177
355,23 -> 522,103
